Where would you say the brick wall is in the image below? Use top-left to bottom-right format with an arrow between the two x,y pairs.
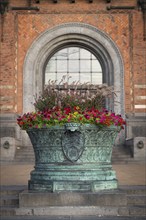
0,13 -> 17,112
0,0 -> 145,114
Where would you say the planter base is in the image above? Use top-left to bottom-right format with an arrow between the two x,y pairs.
29,180 -> 118,192
28,165 -> 118,192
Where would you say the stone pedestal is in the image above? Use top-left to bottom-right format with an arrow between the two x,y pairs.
16,190 -> 127,216
19,190 -> 127,208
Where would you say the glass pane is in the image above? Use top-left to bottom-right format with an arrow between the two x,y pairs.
57,73 -> 69,84
80,60 -> 90,72
46,59 -> 56,72
80,73 -> 91,83
45,73 -> 56,84
57,60 -> 67,72
91,54 -> 97,59
80,49 -> 91,59
68,73 -> 80,83
92,60 -> 102,72
69,60 -> 79,72
55,48 -> 68,59
68,47 -> 79,59
92,73 -> 102,84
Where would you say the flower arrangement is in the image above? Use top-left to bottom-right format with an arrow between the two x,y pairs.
17,77 -> 126,130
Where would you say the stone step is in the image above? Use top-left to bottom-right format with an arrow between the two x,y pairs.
112,146 -> 131,154
1,216 -> 146,220
113,146 -> 138,164
0,207 -> 16,216
15,147 -> 35,162
129,205 -> 146,216
17,187 -> 146,217
15,206 -> 125,216
14,205 -> 146,217
112,154 -> 131,158
0,195 -> 19,206
119,185 -> 146,195
112,159 -> 141,165
1,185 -> 145,217
0,186 -> 25,217
112,157 -> 145,164
15,158 -> 35,163
15,156 -> 34,159
15,153 -> 34,158
112,152 -> 131,156
112,147 -> 132,163
112,151 -> 131,156
127,195 -> 146,205
112,156 -> 131,160
0,186 -> 27,196
16,151 -> 34,155
1,205 -> 146,217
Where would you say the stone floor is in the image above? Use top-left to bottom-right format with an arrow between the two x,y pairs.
0,163 -> 146,186
1,216 -> 146,220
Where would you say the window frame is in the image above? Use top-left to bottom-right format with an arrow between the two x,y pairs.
43,42 -> 113,88
44,45 -> 104,86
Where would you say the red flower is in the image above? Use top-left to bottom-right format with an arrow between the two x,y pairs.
64,107 -> 71,115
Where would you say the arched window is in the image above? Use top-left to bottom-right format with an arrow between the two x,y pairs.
45,46 -> 103,85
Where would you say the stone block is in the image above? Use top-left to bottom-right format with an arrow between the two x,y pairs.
15,208 -> 33,216
118,207 -> 129,216
126,137 -> 146,160
32,206 -> 119,216
127,195 -> 146,205
133,137 -> 146,160
129,206 -> 146,216
0,113 -> 22,161
0,137 -> 16,161
19,190 -> 127,208
126,114 -> 146,139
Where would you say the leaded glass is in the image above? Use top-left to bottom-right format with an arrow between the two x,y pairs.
45,47 -> 103,85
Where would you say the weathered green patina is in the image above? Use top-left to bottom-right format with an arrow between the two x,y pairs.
27,123 -> 120,192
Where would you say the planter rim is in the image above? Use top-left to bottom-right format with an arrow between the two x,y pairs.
26,123 -> 121,132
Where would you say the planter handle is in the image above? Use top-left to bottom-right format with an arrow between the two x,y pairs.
64,123 -> 81,132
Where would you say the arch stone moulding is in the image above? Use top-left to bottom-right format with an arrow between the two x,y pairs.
23,22 -> 125,117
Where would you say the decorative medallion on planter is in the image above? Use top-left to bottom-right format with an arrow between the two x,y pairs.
62,123 -> 85,162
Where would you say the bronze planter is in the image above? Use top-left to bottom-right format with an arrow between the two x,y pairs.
27,124 -> 120,192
